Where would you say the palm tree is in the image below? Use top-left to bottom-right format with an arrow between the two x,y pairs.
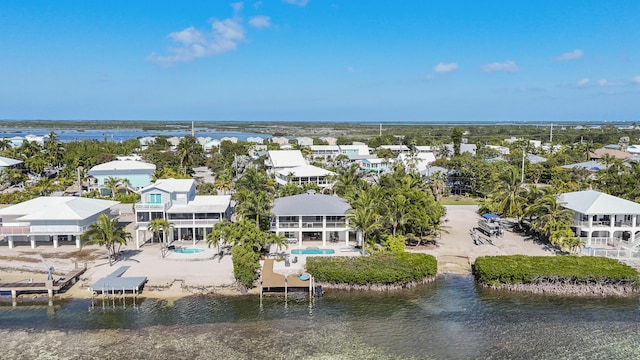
121,178 -> 132,195
81,214 -> 131,266
148,218 -> 173,257
347,206 -> 381,252
103,176 -> 122,199
214,171 -> 233,195
492,167 -> 526,223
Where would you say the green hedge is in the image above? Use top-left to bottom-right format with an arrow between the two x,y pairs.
306,253 -> 437,286
473,255 -> 639,286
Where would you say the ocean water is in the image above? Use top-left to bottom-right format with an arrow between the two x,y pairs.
0,127 -> 270,142
1,275 -> 639,359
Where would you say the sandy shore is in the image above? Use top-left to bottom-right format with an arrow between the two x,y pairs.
0,205 -> 553,300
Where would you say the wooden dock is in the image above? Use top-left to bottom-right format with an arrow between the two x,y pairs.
0,264 -> 86,300
259,259 -> 315,300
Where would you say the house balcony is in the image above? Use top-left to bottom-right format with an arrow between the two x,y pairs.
134,202 -> 170,212
275,222 -> 300,228
0,224 -> 89,236
576,220 -> 634,228
0,225 -> 31,236
169,219 -> 221,227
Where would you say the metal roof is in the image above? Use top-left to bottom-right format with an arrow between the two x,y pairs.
166,195 -> 231,214
275,165 -> 334,177
268,150 -> 306,168
142,178 -> 195,193
0,156 -> 22,167
273,192 -> 350,216
0,197 -> 118,221
88,160 -> 156,173
558,190 -> 640,215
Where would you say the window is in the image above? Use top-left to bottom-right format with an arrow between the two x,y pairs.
149,193 -> 162,204
137,212 -> 150,222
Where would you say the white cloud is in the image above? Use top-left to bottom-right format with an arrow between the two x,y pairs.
346,66 -> 354,73
253,1 -> 263,8
633,76 -> 640,84
434,62 -> 458,73
555,49 -> 583,61
599,79 -> 607,87
249,15 -> 271,29
168,26 -> 204,45
577,78 -> 590,87
283,0 -> 309,6
481,61 -> 518,73
231,2 -> 244,13
422,74 -> 434,81
148,16 -> 246,65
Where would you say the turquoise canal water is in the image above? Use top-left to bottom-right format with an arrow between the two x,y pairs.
1,275 -> 640,359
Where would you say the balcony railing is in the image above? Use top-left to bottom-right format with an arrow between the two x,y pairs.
276,222 -> 300,228
0,225 -> 31,235
325,221 -> 347,228
169,219 -> 221,227
0,224 -> 89,236
134,202 -> 170,212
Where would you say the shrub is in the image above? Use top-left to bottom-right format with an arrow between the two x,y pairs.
473,255 -> 639,286
231,243 -> 261,289
306,253 -> 437,286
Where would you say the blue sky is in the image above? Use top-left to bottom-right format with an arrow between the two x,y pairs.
1,1 -> 638,122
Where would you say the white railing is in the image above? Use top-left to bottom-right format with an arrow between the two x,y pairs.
0,225 -> 31,235
169,219 -> 220,227
583,247 -> 640,259
30,225 -> 88,234
134,202 -> 170,212
325,222 -> 347,228
580,237 -> 615,247
277,222 -> 300,228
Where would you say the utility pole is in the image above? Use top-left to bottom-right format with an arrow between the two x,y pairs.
521,147 -> 526,184
379,124 -> 382,137
550,123 -> 553,143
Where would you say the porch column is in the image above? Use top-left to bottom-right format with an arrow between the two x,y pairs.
8,236 -> 14,249
53,235 -> 59,248
75,235 -> 81,248
30,235 -> 36,249
299,216 -> 303,246
192,226 -> 196,246
322,216 -> 327,247
135,229 -> 140,249
345,218 -> 350,246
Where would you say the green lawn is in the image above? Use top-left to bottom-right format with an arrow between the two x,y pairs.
439,196 -> 480,205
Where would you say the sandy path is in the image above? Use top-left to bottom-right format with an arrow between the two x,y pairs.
420,205 -> 554,274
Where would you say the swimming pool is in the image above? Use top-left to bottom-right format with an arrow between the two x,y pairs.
291,247 -> 335,255
174,248 -> 205,254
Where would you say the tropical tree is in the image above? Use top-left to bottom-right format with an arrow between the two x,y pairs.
81,214 -> 131,266
492,166 -> 526,223
103,176 -> 122,199
148,218 -> 173,244
176,135 -> 205,170
347,206 -> 382,251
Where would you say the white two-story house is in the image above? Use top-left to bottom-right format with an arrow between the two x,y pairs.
0,197 -> 118,249
134,178 -> 231,248
559,190 -> 640,249
271,191 -> 352,247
